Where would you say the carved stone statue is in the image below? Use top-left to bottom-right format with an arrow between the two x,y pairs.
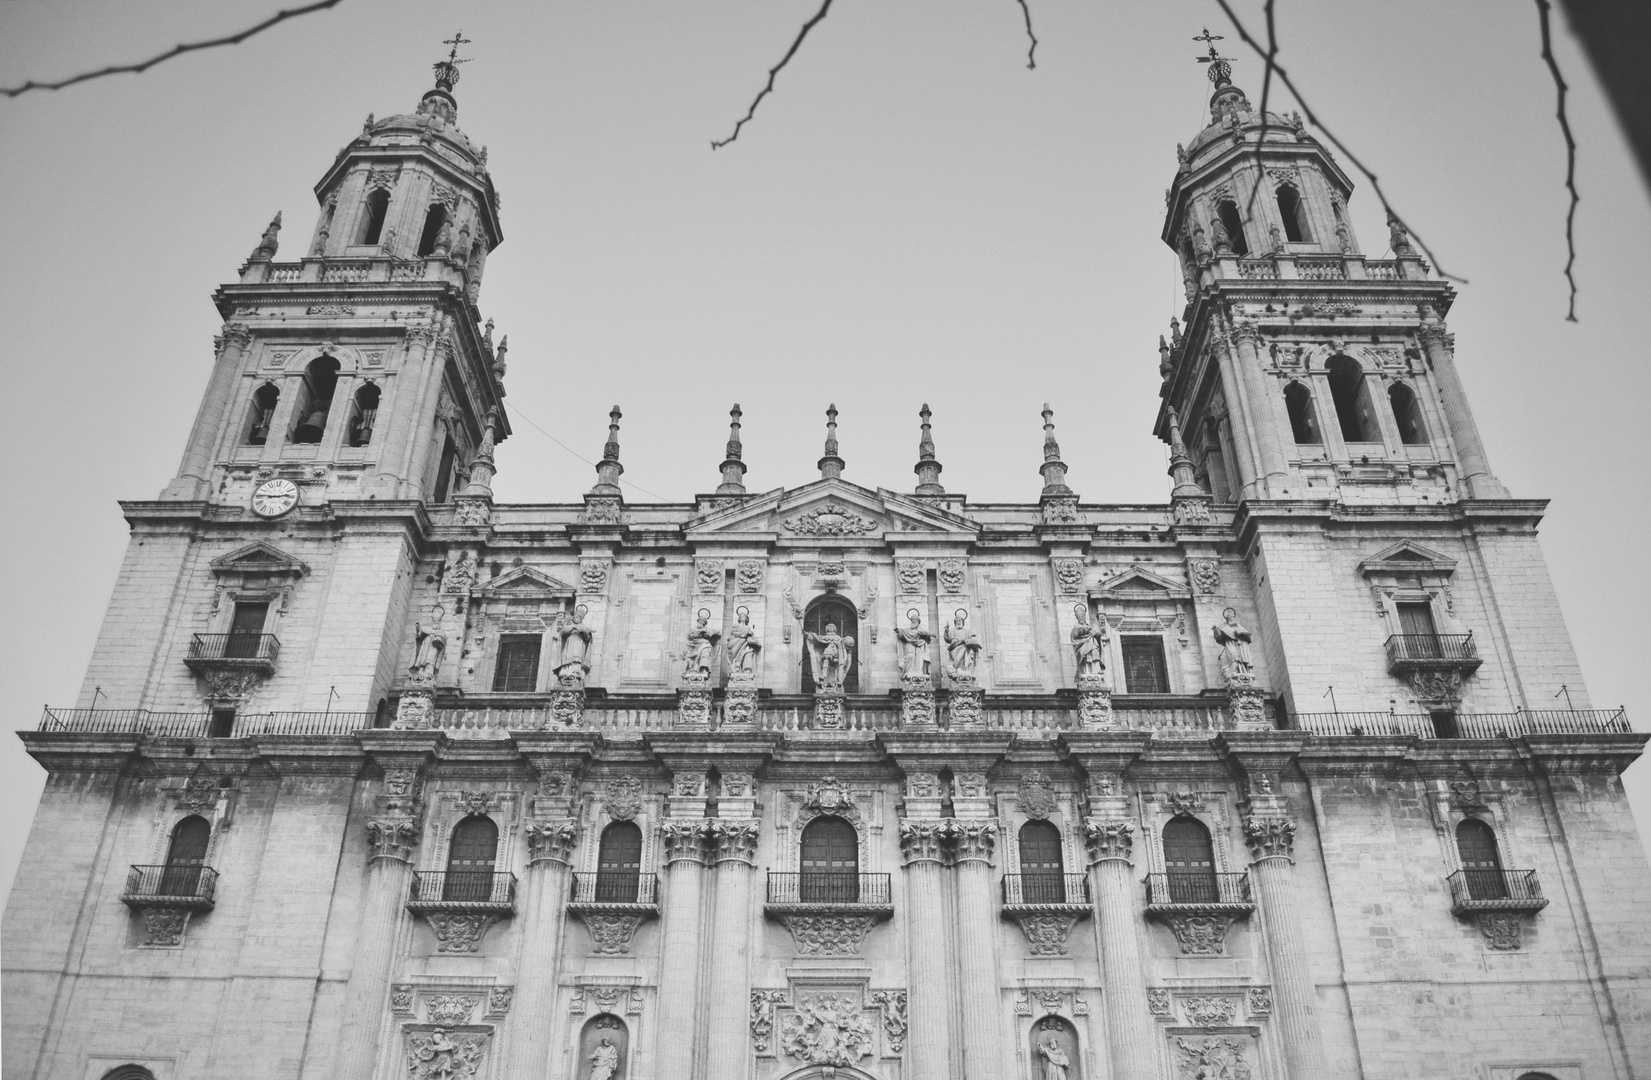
683,608 -> 720,678
894,609 -> 934,678
555,604 -> 594,682
410,617 -> 447,683
1038,1035 -> 1071,1080
805,623 -> 855,692
589,1037 -> 620,1080
1070,604 -> 1107,679
725,606 -> 761,673
1213,607 -> 1256,685
943,609 -> 981,679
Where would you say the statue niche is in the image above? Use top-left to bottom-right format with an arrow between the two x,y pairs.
578,1013 -> 628,1080
802,596 -> 859,694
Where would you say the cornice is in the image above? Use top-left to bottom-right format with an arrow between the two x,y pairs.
17,732 -> 144,775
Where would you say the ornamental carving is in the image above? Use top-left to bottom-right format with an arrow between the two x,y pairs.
1243,815 -> 1296,860
457,790 -> 494,815
816,559 -> 846,578
366,167 -> 399,190
1246,986 -> 1272,1015
803,776 -> 853,813
1408,669 -> 1464,703
901,684 -> 936,726
579,560 -> 609,592
536,771 -> 573,798
721,771 -> 754,798
896,561 -> 925,593
937,559 -> 966,594
725,686 -> 757,725
737,559 -> 765,592
674,773 -> 706,798
898,820 -> 948,864
138,907 -> 190,947
176,776 -> 218,812
1083,818 -> 1134,862
779,915 -> 879,955
604,776 -> 644,820
582,498 -> 624,525
1192,560 -> 1221,594
579,913 -> 643,954
1009,913 -> 1081,955
661,820 -> 709,864
1018,771 -> 1057,820
1175,498 -> 1213,524
1183,996 -> 1238,1026
1173,1035 -> 1254,1080
202,669 -> 264,700
549,686 -> 584,726
391,985 -> 415,1015
696,560 -> 724,592
1166,915 -> 1233,955
750,989 -> 789,1053
1166,790 -> 1205,817
1041,498 -> 1082,525
1078,684 -> 1114,727
1230,687 -> 1267,729
951,821 -> 997,863
406,1029 -> 487,1080
948,688 -> 983,728
367,816 -> 420,863
425,994 -> 479,1025
1147,988 -> 1173,1017
782,504 -> 877,536
1475,912 -> 1524,950
954,772 -> 988,799
677,687 -> 712,726
453,500 -> 489,526
428,914 -> 494,953
906,772 -> 939,799
870,989 -> 908,1052
1053,559 -> 1084,594
305,304 -> 357,317
445,551 -> 479,592
1450,780 -> 1489,811
782,993 -> 875,1067
710,819 -> 761,864
488,986 -> 514,1015
524,819 -> 579,864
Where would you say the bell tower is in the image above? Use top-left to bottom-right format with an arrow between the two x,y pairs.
162,35 -> 508,511
1156,32 -> 1505,504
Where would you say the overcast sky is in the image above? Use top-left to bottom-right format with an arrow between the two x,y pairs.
2,0 -> 1648,900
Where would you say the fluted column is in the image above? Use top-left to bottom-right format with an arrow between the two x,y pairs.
1244,804 -> 1329,1080
1083,814 -> 1161,1078
704,819 -> 762,1079
1230,318 -> 1290,495
1418,317 -> 1507,498
1209,329 -> 1260,498
951,821 -> 1006,1079
898,820 -> 953,1080
169,323 -> 252,497
654,820 -> 710,1080
500,817 -> 580,1080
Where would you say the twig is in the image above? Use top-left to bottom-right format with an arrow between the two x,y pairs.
1535,0 -> 1580,321
2,0 -> 344,98
1243,0 -> 1277,220
1013,0 -> 1039,70
503,400 -> 671,502
711,0 -> 836,150
1210,0 -> 1466,282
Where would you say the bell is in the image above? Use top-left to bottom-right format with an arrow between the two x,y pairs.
292,410 -> 328,443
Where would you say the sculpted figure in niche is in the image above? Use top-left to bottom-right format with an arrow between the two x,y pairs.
589,1036 -> 620,1080
805,622 -> 855,692
1070,604 -> 1108,679
1213,607 -> 1256,684
410,610 -> 448,683
725,606 -> 762,673
555,604 -> 594,682
683,608 -> 721,678
1038,1034 -> 1071,1080
944,608 -> 981,679
895,609 -> 934,678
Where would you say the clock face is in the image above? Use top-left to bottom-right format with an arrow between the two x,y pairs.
251,478 -> 299,518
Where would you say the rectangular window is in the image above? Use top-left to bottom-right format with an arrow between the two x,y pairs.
1431,709 -> 1459,739
492,634 -> 542,692
209,709 -> 236,738
226,602 -> 269,658
1121,635 -> 1170,694
1396,601 -> 1441,659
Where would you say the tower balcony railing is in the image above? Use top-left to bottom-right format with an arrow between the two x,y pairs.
1291,707 -> 1630,738
1001,873 -> 1090,908
1296,257 -> 1346,281
567,872 -> 659,912
407,871 -> 516,914
1384,632 -> 1481,671
120,864 -> 218,910
184,633 -> 281,679
1143,871 -> 1254,916
1445,868 -> 1548,915
37,706 -> 375,738
765,872 -> 893,909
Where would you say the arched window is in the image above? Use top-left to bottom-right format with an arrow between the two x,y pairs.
245,383 -> 279,446
444,815 -> 499,901
357,188 -> 390,246
416,203 -> 447,257
1216,200 -> 1249,256
348,383 -> 381,447
1162,817 -> 1218,904
1456,818 -> 1508,900
1515,1074 -> 1560,1080
160,815 -> 211,896
1284,382 -> 1322,444
1018,821 -> 1065,903
1275,184 -> 1311,243
800,816 -> 859,902
432,434 -> 459,502
374,697 -> 390,728
1388,383 -> 1428,445
596,821 -> 643,902
801,597 -> 859,694
290,357 -> 341,444
100,1067 -> 157,1080
1326,355 -> 1375,442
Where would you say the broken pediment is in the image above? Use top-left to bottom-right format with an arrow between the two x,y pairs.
209,542 -> 308,578
476,566 -> 578,598
684,479 -> 976,539
1092,565 -> 1190,599
1358,541 -> 1456,577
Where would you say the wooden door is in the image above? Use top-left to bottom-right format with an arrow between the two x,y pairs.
444,816 -> 499,901
1162,817 -> 1218,903
596,822 -> 643,902
1018,821 -> 1065,903
800,817 -> 859,901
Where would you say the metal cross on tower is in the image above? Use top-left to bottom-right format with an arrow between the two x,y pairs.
1194,27 -> 1235,88
433,29 -> 472,90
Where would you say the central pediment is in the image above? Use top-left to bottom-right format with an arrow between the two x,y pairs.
685,479 -> 977,540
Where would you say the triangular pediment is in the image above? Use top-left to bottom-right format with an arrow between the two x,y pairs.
1093,565 -> 1188,598
477,567 -> 577,597
1359,541 -> 1456,576
684,479 -> 977,539
209,542 -> 308,577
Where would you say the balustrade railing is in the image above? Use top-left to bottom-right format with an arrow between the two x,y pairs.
1292,707 -> 1629,738
1144,871 -> 1252,908
269,263 -> 303,282
1445,868 -> 1546,911
408,871 -> 516,907
188,633 -> 281,663
1002,873 -> 1088,906
1384,632 -> 1479,666
321,261 -> 371,282
122,863 -> 218,905
1364,260 -> 1400,280
569,872 -> 658,906
766,872 -> 892,906
1237,259 -> 1279,279
1297,258 -> 1346,280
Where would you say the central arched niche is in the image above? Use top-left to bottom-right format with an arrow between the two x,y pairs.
801,595 -> 860,693
776,1067 -> 881,1080
577,1013 -> 629,1080
1027,1014 -> 1082,1080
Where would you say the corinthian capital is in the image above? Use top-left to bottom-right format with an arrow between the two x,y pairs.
709,819 -> 762,865
898,819 -> 949,865
1416,322 -> 1451,349
950,820 -> 998,864
1082,818 -> 1135,864
366,815 -> 420,864
524,819 -> 580,865
1230,318 -> 1261,346
1243,814 -> 1296,860
660,819 -> 710,866
220,322 -> 253,352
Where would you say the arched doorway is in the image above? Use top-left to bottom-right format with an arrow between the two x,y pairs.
1162,816 -> 1218,904
802,596 -> 859,693
800,816 -> 859,901
596,821 -> 643,902
444,815 -> 499,901
1018,821 -> 1065,903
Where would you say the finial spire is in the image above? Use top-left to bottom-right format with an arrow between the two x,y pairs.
818,404 -> 845,480
250,211 -> 281,262
433,30 -> 472,92
1194,28 -> 1233,89
1039,404 -> 1072,496
460,407 -> 501,499
590,405 -> 624,495
717,404 -> 748,495
913,404 -> 945,496
1165,406 -> 1204,498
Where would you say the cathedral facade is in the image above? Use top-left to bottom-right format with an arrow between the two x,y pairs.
5,48 -> 1650,1080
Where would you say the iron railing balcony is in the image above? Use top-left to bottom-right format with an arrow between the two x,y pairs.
184,633 -> 281,676
1144,872 -> 1255,916
406,871 -> 516,914
120,864 -> 218,910
568,872 -> 659,910
1446,868 -> 1548,915
1001,873 -> 1089,909
1384,633 -> 1482,674
765,872 -> 893,909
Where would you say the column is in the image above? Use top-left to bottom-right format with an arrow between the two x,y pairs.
1418,319 -> 1507,498
703,819 -> 761,1078
168,323 -> 252,498
898,820 -> 952,1080
1230,319 -> 1291,494
1083,810 -> 1160,1078
1244,801 -> 1330,1080
1211,335 -> 1260,498
500,817 -> 579,1080
654,820 -> 709,1080
951,821 -> 1007,1079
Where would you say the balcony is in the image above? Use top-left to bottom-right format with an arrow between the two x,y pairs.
120,864 -> 218,911
1144,872 -> 1254,918
184,633 -> 281,677
406,871 -> 517,915
1001,873 -> 1089,909
37,706 -> 373,738
567,871 -> 659,914
1446,869 -> 1548,915
1384,633 -> 1482,675
1292,707 -> 1631,739
764,872 -> 894,955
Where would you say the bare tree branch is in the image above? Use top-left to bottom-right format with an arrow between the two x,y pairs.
1243,0 -> 1277,220
1210,0 -> 1466,282
1013,0 -> 1039,70
2,0 -> 345,99
1535,0 -> 1581,322
712,0 -> 836,150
